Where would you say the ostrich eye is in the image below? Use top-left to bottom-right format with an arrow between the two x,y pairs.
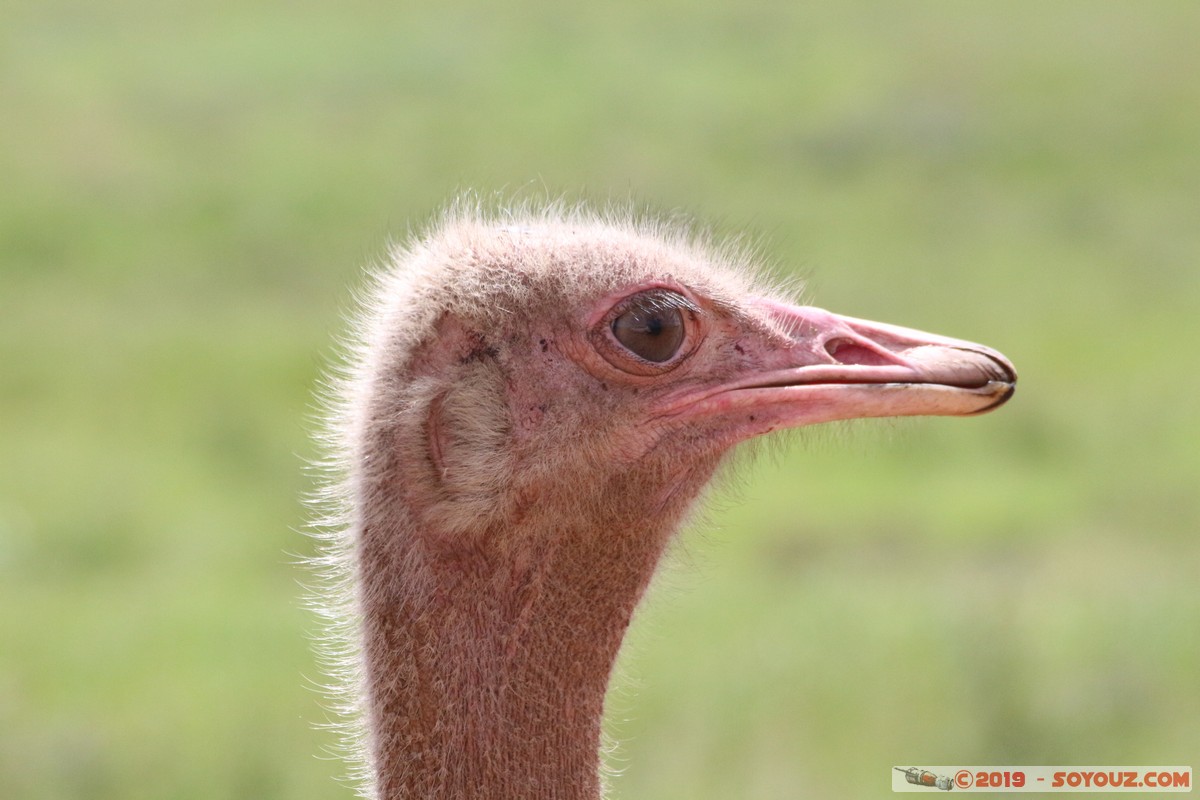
611,296 -> 686,362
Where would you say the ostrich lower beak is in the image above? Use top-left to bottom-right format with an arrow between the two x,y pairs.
675,300 -> 1016,438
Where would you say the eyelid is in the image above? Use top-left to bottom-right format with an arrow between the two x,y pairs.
615,290 -> 698,319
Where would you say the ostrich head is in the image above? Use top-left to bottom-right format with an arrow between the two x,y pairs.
317,204 -> 1015,800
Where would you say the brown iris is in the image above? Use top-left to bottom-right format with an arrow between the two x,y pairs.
611,295 -> 686,362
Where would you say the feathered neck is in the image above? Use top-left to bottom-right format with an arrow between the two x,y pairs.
356,460 -> 718,799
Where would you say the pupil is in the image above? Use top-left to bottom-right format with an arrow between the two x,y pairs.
645,316 -> 663,336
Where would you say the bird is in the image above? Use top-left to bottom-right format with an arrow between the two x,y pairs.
310,201 -> 1016,800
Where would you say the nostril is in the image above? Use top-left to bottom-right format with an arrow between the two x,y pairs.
825,338 -> 894,366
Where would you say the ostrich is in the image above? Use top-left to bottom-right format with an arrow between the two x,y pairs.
311,203 -> 1015,800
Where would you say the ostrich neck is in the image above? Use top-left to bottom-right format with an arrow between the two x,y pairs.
358,467 -> 712,800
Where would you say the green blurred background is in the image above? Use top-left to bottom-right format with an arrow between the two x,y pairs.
3,1 -> 1197,798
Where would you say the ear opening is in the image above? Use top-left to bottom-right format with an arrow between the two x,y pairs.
420,358 -> 515,540
426,389 -> 450,482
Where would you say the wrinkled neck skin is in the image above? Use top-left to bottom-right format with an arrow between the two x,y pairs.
357,456 -> 721,800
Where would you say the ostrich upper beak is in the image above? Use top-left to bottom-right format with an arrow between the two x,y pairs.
670,299 -> 1016,438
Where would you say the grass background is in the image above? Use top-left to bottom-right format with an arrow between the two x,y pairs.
2,1 -> 1198,798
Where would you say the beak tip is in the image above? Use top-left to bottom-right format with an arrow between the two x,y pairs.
973,379 -> 1017,414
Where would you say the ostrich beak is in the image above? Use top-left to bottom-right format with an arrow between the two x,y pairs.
673,299 -> 1016,437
